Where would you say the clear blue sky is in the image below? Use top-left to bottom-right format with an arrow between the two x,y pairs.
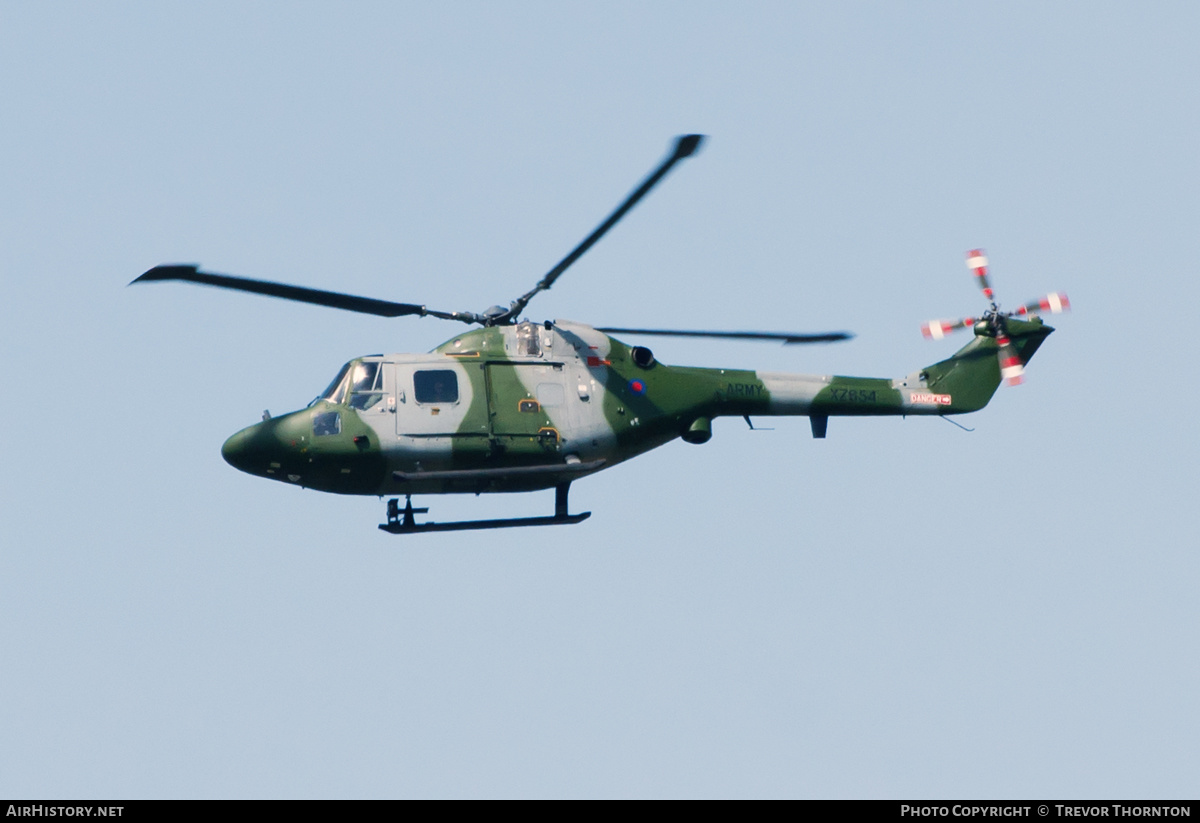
2,1 -> 1197,798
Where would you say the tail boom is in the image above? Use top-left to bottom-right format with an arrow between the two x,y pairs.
708,317 -> 1054,421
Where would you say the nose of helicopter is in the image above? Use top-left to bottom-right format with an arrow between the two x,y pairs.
220,411 -> 315,479
219,407 -> 388,495
221,427 -> 254,473
221,417 -> 291,474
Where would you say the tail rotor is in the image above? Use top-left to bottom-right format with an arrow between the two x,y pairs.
921,249 -> 1069,385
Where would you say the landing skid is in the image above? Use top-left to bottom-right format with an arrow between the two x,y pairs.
379,483 -> 591,535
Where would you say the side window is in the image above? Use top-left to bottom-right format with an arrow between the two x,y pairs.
413,370 -> 459,404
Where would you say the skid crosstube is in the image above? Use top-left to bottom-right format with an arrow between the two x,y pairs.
379,482 -> 589,535
379,512 -> 591,534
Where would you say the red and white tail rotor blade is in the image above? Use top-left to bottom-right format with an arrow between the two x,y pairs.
966,249 -> 995,301
921,317 -> 976,340
1012,292 -> 1070,317
996,333 -> 1025,385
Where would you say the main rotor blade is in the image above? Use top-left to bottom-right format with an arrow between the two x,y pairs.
505,134 -> 705,321
596,326 -> 853,345
131,265 -> 481,323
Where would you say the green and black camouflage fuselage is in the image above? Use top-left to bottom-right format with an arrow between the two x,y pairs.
220,317 -> 1053,497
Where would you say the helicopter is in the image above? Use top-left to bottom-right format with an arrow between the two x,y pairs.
132,135 -> 1069,534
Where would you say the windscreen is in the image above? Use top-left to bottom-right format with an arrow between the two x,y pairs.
318,362 -> 352,405
348,361 -> 383,410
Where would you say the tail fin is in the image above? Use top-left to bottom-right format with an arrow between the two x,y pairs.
917,318 -> 1054,413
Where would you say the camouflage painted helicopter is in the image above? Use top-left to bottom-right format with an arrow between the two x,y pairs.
132,135 -> 1068,534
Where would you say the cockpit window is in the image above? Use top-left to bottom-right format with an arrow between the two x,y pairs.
313,411 -> 341,436
317,360 -> 384,409
319,362 -> 353,405
414,370 -> 458,404
348,361 -> 383,411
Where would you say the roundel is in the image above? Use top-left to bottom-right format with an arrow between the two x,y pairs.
629,379 -> 647,395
